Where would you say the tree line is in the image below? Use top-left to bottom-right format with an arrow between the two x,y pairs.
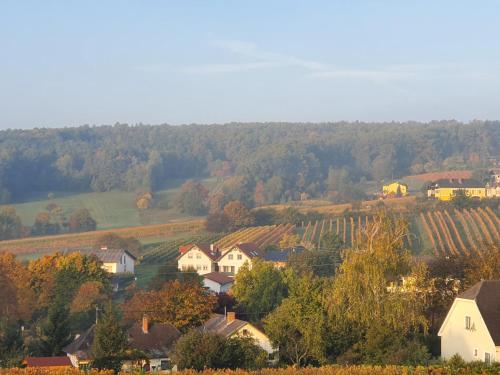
0,121 -> 497,205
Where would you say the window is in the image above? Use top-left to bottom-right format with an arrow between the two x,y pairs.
465,316 -> 471,330
474,349 -> 478,357
196,253 -> 201,259
228,254 -> 233,260
242,329 -> 249,335
196,265 -> 201,270
188,253 -> 193,259
231,266 -> 235,274
203,265 -> 208,270
160,360 -> 171,370
223,266 -> 230,273
237,254 -> 242,260
485,352 -> 491,365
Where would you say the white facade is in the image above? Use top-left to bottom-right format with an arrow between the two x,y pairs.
439,298 -> 499,363
486,185 -> 500,198
233,323 -> 274,354
203,278 -> 233,294
217,247 -> 252,275
177,246 -> 217,275
102,253 -> 135,274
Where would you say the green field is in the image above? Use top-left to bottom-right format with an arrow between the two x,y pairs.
9,178 -> 222,230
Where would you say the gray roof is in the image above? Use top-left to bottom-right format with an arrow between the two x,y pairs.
433,178 -> 484,189
64,321 -> 181,359
66,248 -> 137,263
201,314 -> 248,337
203,272 -> 234,285
458,280 -> 500,345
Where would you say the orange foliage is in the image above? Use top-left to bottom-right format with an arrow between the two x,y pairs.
122,280 -> 217,332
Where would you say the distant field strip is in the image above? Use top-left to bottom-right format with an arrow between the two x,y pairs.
0,220 -> 205,254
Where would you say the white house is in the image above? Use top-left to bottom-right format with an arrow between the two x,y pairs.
68,248 -> 136,274
217,243 -> 263,275
438,280 -> 500,364
177,243 -> 220,275
201,313 -> 276,360
202,272 -> 234,293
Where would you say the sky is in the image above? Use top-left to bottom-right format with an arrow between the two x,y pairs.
1,1 -> 500,129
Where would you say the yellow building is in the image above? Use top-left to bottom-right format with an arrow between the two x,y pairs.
382,182 -> 408,197
427,179 -> 486,201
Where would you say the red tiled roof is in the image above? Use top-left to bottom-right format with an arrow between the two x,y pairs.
177,243 -> 220,261
26,357 -> 72,367
203,272 -> 234,285
220,242 -> 263,260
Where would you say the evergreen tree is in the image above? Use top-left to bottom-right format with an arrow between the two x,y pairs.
39,301 -> 72,356
0,321 -> 24,368
91,302 -> 127,373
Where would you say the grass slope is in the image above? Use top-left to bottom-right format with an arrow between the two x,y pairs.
8,177 -> 222,230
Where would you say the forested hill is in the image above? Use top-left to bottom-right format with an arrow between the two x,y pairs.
0,121 -> 498,203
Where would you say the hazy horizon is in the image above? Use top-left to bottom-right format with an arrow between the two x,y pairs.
2,1 -> 500,129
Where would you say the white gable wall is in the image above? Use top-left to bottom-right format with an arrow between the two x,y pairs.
439,298 -> 497,362
233,323 -> 274,354
218,248 -> 252,275
203,278 -> 233,294
178,247 -> 216,275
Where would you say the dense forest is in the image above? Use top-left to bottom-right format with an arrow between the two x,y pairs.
0,121 -> 498,204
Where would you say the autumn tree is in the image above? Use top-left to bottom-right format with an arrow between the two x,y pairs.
0,207 -> 23,240
122,280 -> 216,332
29,252 -> 110,309
69,208 -> 97,232
70,281 -> 107,314
326,212 -> 429,362
0,253 -> 35,321
232,260 -> 287,322
223,201 -> 255,230
31,211 -> 61,236
465,242 -> 500,286
92,302 -> 127,373
205,212 -> 230,233
174,180 -> 209,215
253,180 -> 266,206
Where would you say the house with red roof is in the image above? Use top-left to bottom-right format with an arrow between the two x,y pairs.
25,356 -> 73,368
177,243 -> 220,275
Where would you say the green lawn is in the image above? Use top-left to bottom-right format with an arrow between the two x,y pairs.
9,177 -> 222,230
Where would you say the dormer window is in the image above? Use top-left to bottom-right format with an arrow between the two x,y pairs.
465,316 -> 471,330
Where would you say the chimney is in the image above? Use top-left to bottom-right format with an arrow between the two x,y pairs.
226,312 -> 236,323
142,315 -> 149,334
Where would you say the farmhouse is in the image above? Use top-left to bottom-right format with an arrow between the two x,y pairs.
177,243 -> 220,275
427,179 -> 486,201
217,243 -> 263,276
264,247 -> 304,268
203,272 -> 234,293
382,182 -> 408,197
438,280 -> 500,363
201,313 -> 276,358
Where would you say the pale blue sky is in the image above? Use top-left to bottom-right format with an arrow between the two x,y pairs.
1,1 -> 500,128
